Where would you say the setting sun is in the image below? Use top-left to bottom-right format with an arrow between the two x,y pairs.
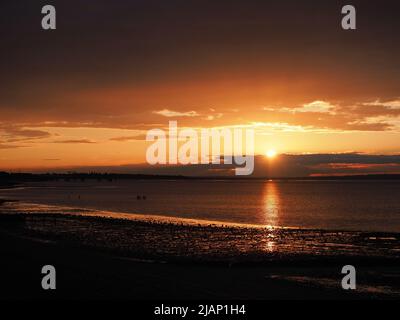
266,149 -> 277,159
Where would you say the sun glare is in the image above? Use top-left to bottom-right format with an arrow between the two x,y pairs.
266,149 -> 277,159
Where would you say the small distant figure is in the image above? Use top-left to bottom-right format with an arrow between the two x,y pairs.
137,195 -> 142,200
142,195 -> 147,200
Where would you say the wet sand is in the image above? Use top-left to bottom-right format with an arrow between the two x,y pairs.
1,203 -> 400,299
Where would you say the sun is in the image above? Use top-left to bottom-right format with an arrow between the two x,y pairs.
266,149 -> 277,159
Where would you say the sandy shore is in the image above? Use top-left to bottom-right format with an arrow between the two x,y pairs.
1,204 -> 400,299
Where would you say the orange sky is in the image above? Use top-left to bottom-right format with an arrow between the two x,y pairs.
1,0 -> 400,173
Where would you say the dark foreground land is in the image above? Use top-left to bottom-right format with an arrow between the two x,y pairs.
0,211 -> 399,300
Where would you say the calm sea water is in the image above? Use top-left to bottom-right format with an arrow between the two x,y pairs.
1,180 -> 400,232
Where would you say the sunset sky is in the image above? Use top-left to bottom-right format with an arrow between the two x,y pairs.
1,0 -> 400,175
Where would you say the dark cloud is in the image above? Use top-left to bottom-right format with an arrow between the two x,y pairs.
26,153 -> 400,177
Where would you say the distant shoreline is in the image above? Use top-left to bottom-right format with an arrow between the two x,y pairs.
2,172 -> 400,184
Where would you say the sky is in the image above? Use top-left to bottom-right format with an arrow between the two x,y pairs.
1,0 -> 400,176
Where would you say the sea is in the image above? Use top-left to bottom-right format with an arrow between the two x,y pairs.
1,179 -> 400,233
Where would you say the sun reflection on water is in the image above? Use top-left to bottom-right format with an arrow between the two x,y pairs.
264,181 -> 280,227
263,181 -> 281,252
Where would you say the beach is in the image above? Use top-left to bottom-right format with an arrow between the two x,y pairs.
1,200 -> 400,300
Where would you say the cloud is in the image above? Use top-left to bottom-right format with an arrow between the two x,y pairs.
362,99 -> 400,109
314,163 -> 400,170
253,153 -> 400,177
153,108 -> 223,121
0,126 -> 51,143
272,101 -> 336,114
297,101 -> 336,114
250,121 -> 318,133
54,139 -> 96,144
348,115 -> 400,131
0,144 -> 25,149
110,135 -> 147,142
25,153 -> 400,177
153,109 -> 199,118
203,113 -> 223,121
309,161 -> 400,176
259,99 -> 400,132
